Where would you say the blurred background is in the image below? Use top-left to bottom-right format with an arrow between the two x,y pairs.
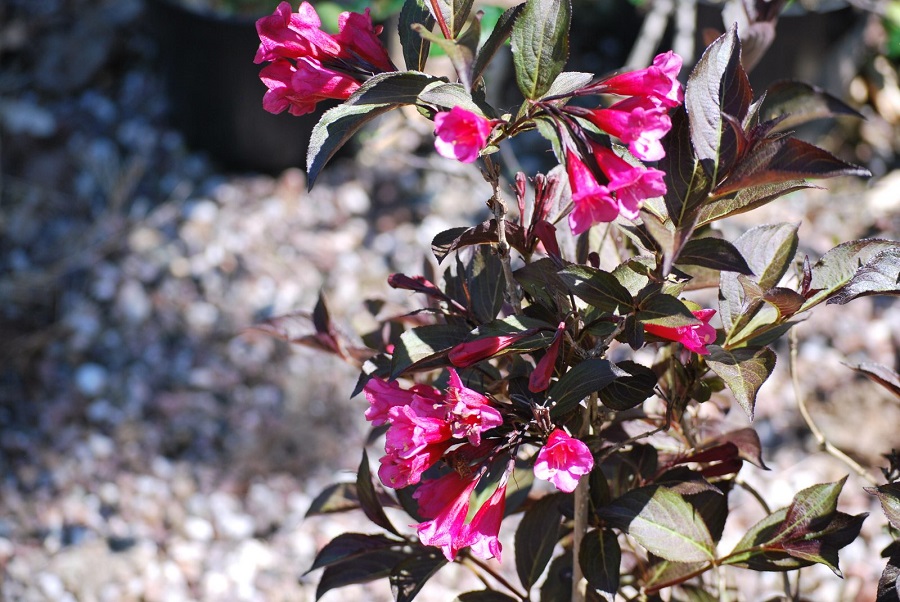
1,0 -> 899,599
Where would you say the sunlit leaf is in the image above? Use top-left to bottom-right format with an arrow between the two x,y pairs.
510,0 -> 571,99
705,345 -> 775,418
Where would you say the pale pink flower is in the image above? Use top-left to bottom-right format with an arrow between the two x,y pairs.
445,369 -> 503,446
565,150 -> 618,235
534,429 -> 594,493
259,58 -> 359,116
586,96 -> 672,162
433,107 -> 496,163
644,308 -> 718,355
599,51 -> 684,107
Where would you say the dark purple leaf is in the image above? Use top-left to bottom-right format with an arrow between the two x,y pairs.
580,529 -> 620,601
472,4 -> 525,82
307,532 -> 402,573
828,247 -> 900,305
357,449 -> 400,536
306,482 -> 360,517
316,547 -> 407,599
390,323 -> 471,378
867,483 -> 900,530
878,551 -> 900,602
558,264 -> 634,313
399,0 -> 434,71
804,239 -> 899,309
676,237 -> 753,274
848,362 -> 900,399
548,359 -> 622,417
599,360 -> 656,411
390,549 -> 448,602
762,80 -> 864,132
705,345 -> 776,418
515,493 -> 564,589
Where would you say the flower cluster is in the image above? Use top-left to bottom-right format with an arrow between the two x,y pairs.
365,369 -> 595,561
254,2 -> 395,116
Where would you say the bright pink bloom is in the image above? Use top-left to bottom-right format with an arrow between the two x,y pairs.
534,429 -> 594,493
334,9 -> 394,72
644,308 -> 717,355
600,51 -> 683,107
461,474 -> 508,561
591,144 -> 667,219
586,96 -> 672,162
445,369 -> 503,446
385,404 -> 451,459
531,220 -> 561,259
529,323 -> 565,393
433,107 -> 496,163
566,150 -> 618,235
413,471 -> 475,518
415,473 -> 480,560
363,378 -> 415,426
378,441 -> 449,488
449,334 -> 522,367
254,1 -> 341,64
259,58 -> 359,116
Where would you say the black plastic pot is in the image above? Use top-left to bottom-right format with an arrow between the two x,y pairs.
146,0 -> 327,173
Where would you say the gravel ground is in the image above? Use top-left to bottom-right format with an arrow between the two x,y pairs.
2,1 -> 899,600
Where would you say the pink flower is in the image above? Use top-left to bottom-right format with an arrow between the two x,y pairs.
385,404 -> 451,459
378,441 -> 449,488
449,334 -> 524,367
363,378 -> 415,426
565,150 -> 618,235
413,471 -> 475,518
334,9 -> 395,72
460,473 -> 508,561
599,51 -> 684,108
534,428 -> 594,493
445,369 -> 503,446
415,473 -> 480,560
644,308 -> 717,355
585,96 -> 673,162
591,143 -> 666,219
254,1 -> 341,64
259,58 -> 359,116
433,107 -> 496,163
529,323 -> 565,393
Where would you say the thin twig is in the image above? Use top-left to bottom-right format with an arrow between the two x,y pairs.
484,156 -> 523,314
789,329 -> 879,486
428,0 -> 453,39
571,391 -> 596,602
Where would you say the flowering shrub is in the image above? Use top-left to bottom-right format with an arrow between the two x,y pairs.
254,1 -> 900,599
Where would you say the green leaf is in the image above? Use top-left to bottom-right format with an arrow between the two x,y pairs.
878,551 -> 900,602
510,0 -> 571,100
599,360 -> 657,411
316,547 -> 407,599
390,323 -> 471,377
548,358 -> 621,417
697,179 -> 812,226
307,532 -> 402,573
580,529 -> 620,601
635,289 -> 698,327
357,449 -> 400,535
661,107 -> 712,230
307,102 -> 396,189
418,81 -> 485,114
848,362 -> 900,399
306,482 -> 360,516
761,80 -> 864,132
515,493 -> 564,589
803,239 -> 900,310
868,483 -> 900,530
704,345 -> 775,418
413,16 -> 480,91
544,71 -> 594,99
828,247 -> 900,305
472,3 -> 524,83
642,560 -> 709,592
720,222 -> 798,333
712,136 -> 870,197
467,245 -> 506,323
676,237 -> 752,274
429,0 -> 475,36
515,257 -> 572,312
685,24 -> 749,182
399,0 -> 435,71
598,485 -> 716,563
558,265 -> 633,313
390,549 -> 448,602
